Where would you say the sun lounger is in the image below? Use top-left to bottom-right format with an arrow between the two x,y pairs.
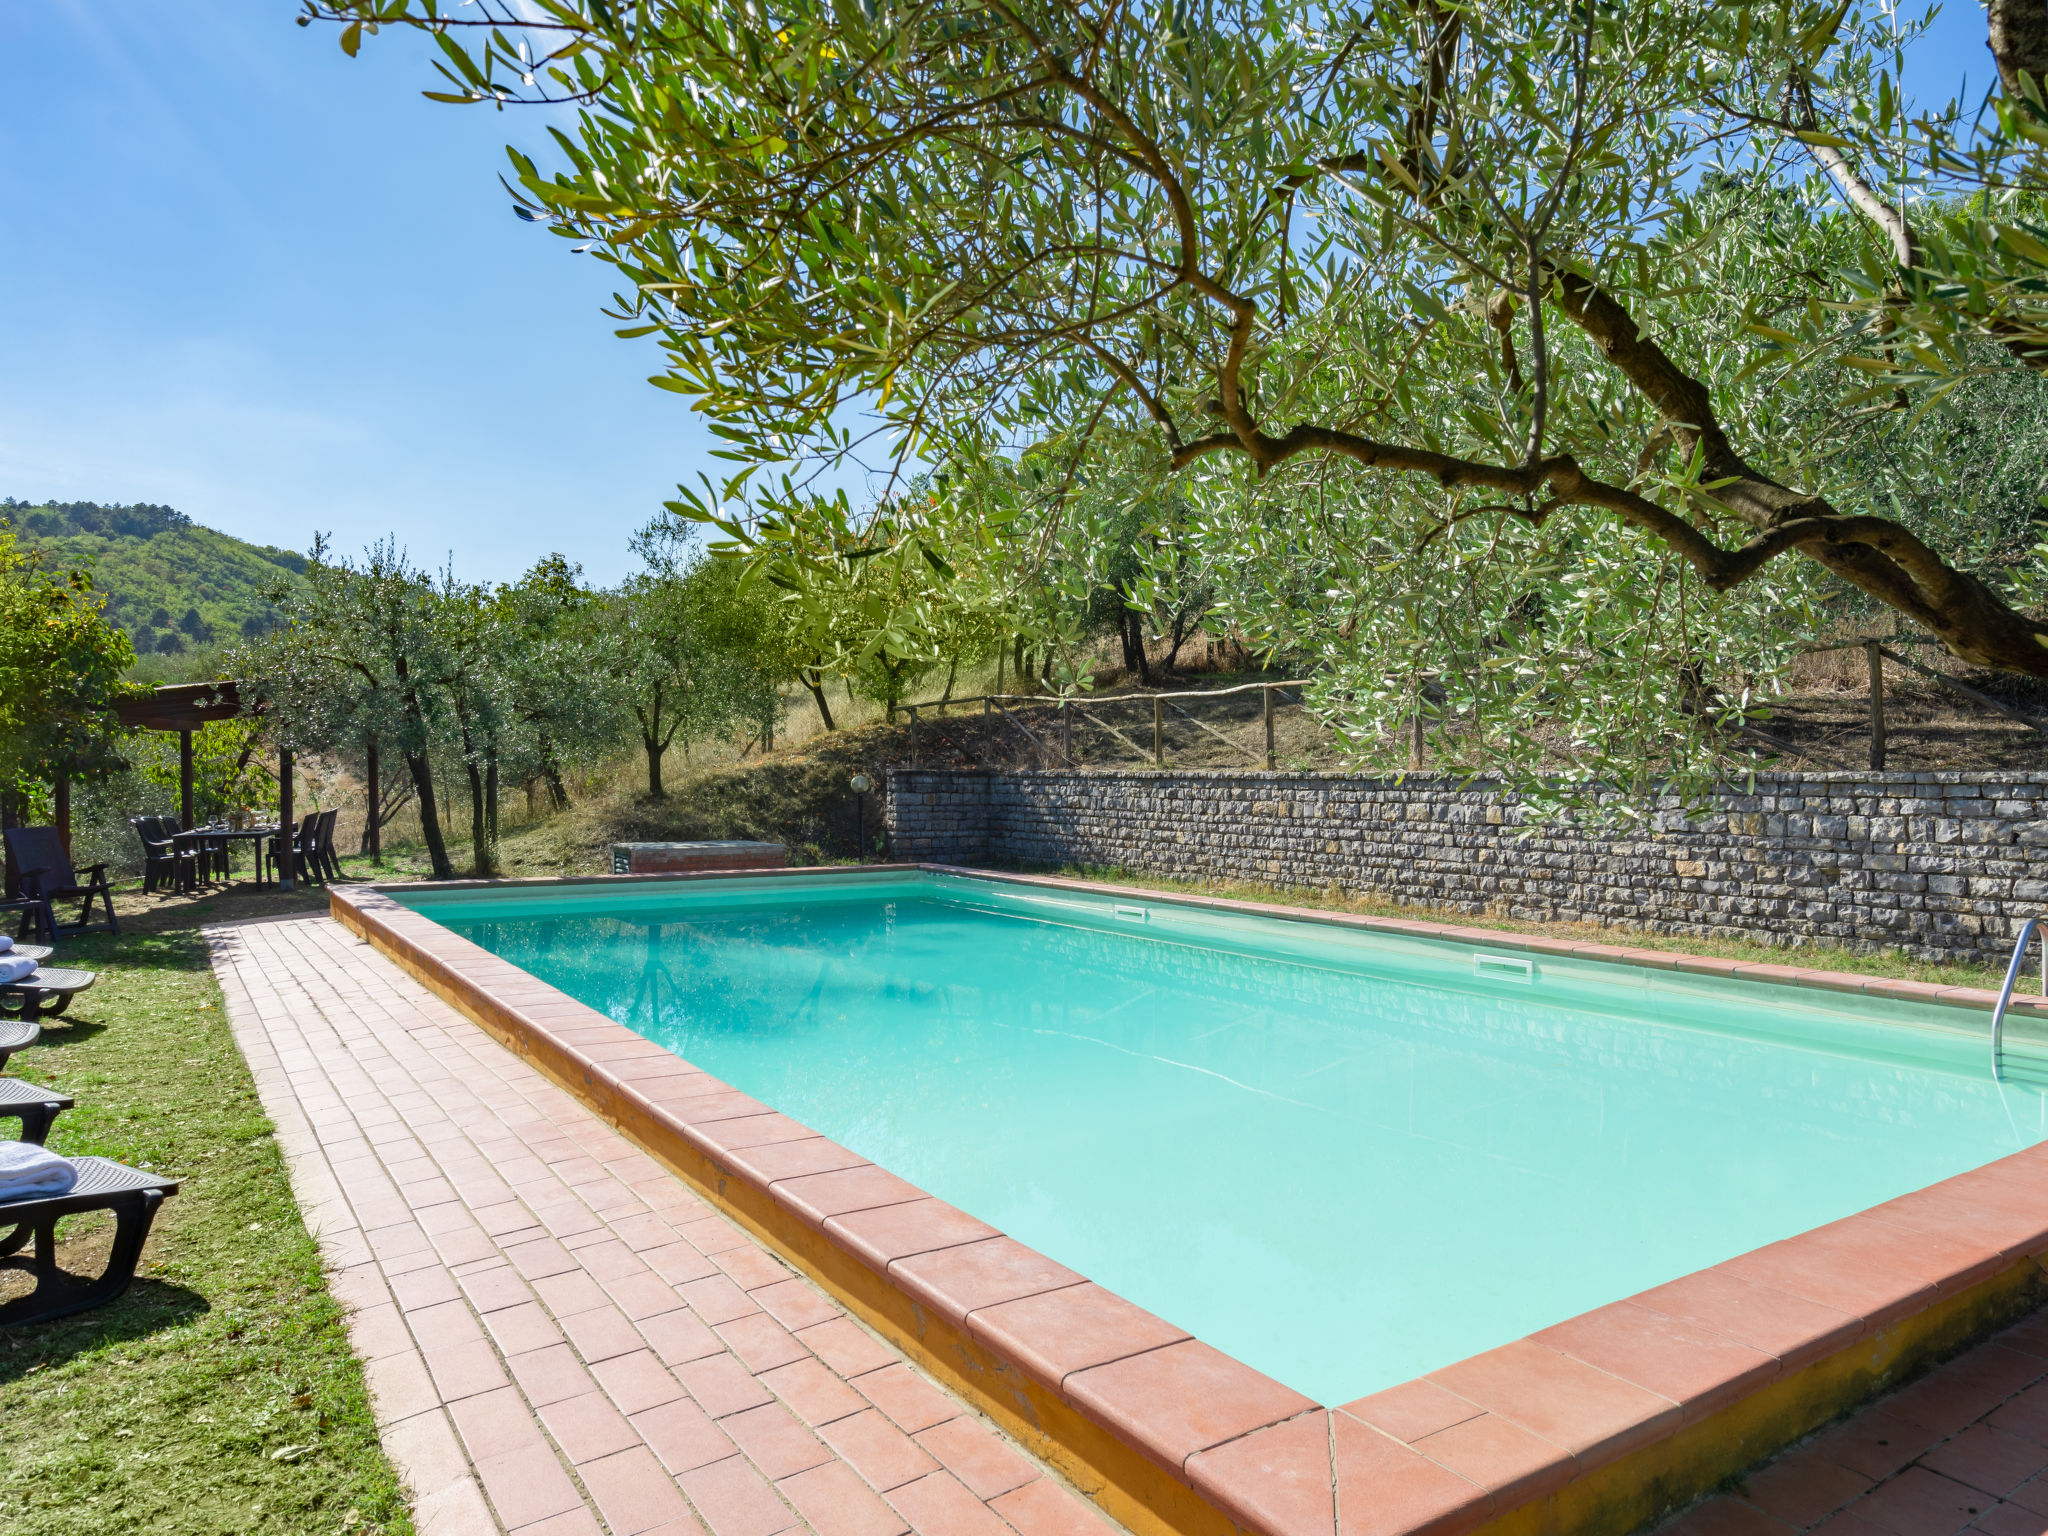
0,1078 -> 71,1146
0,1103 -> 69,1264
0,1157 -> 179,1326
0,969 -> 95,1022
0,1019 -> 37,1071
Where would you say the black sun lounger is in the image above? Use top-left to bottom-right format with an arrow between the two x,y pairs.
0,1077 -> 71,1145
0,968 -> 95,1022
0,1082 -> 76,1272
0,1158 -> 179,1327
0,1018 -> 38,1071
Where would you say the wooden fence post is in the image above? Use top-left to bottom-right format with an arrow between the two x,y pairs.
1154,695 -> 1165,766
1866,640 -> 1887,771
1263,686 -> 1276,769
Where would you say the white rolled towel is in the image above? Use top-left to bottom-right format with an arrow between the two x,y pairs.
0,957 -> 36,985
0,1141 -> 77,1201
0,935 -> 13,952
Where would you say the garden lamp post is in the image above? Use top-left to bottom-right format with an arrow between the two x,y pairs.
850,773 -> 870,863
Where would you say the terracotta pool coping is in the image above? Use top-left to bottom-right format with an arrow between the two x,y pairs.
331,867 -> 2048,1536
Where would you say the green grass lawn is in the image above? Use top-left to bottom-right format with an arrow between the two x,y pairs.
0,869 -> 413,1536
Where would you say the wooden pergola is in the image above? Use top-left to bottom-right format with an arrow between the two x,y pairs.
110,681 -> 297,891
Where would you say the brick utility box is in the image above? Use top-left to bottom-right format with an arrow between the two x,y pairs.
609,840 -> 786,875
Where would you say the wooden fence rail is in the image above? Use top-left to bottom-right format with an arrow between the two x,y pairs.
896,680 -> 1312,770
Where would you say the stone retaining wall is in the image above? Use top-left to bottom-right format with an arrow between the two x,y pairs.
883,768 -> 2048,963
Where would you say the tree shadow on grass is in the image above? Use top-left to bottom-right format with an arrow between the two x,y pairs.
68,931 -> 214,975
0,1275 -> 211,1382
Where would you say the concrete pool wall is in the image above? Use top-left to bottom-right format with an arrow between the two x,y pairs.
332,866 -> 2048,1536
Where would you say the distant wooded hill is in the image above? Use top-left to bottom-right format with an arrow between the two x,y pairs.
0,498 -> 305,663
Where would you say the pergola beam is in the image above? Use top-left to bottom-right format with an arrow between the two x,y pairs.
112,681 -> 260,838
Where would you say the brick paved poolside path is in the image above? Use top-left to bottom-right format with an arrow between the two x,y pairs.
209,914 -> 1124,1536
1655,1307 -> 2048,1536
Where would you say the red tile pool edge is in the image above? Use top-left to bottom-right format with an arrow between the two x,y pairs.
329,868 -> 2048,1536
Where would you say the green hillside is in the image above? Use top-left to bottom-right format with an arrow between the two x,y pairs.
0,498 -> 306,678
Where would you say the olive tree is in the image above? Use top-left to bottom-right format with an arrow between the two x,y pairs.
307,0 -> 2048,800
600,556 -> 781,797
494,554 -> 612,810
240,537 -> 462,878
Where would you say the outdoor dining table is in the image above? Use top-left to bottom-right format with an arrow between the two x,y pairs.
172,825 -> 282,887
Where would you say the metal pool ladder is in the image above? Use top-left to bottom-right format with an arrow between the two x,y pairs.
1990,917 -> 2048,1083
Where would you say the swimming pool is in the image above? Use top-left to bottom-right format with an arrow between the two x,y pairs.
397,870 -> 2048,1407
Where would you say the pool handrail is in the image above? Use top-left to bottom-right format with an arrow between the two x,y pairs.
1990,915 -> 2047,1082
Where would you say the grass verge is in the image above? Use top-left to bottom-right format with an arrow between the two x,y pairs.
0,871 -> 414,1536
1032,863 -> 2013,991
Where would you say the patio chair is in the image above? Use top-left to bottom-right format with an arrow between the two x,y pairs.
148,815 -> 223,884
0,968 -> 95,1022
0,900 -> 40,943
314,808 -> 341,882
0,1157 -> 180,1327
173,817 -> 231,883
264,813 -> 320,885
199,826 -> 231,882
132,817 -> 198,895
3,827 -> 117,942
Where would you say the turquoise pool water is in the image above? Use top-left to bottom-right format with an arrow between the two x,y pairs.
401,872 -> 2048,1405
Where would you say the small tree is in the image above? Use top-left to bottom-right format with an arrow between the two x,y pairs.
601,555 -> 780,797
494,555 -> 612,810
0,527 -> 135,833
239,538 -> 462,879
436,575 -> 511,875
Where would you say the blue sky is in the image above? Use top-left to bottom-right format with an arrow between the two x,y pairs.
0,0 -> 718,586
0,2 -> 2002,588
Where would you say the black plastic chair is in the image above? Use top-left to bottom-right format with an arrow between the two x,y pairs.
314,808 -> 341,882
132,817 -> 197,895
265,813 -> 320,885
0,1157 -> 179,1327
3,828 -> 117,941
